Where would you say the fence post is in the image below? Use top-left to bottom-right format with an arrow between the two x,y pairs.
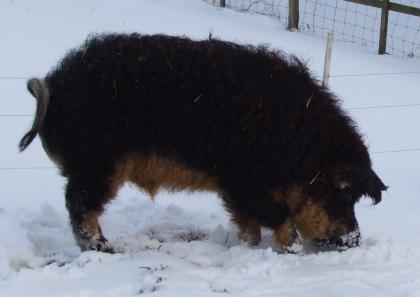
220,0 -> 226,8
322,32 -> 334,88
379,0 -> 390,54
288,0 -> 299,30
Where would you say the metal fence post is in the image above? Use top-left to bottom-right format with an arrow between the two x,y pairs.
379,0 -> 390,54
288,0 -> 299,30
322,33 -> 334,88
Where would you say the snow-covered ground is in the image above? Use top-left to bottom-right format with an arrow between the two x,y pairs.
1,0 -> 420,296
213,0 -> 420,58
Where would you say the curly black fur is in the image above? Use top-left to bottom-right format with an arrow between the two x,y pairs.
21,33 -> 386,250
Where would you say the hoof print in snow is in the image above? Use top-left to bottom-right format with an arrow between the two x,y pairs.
175,228 -> 208,242
138,286 -> 158,295
139,264 -> 168,272
210,287 -> 230,294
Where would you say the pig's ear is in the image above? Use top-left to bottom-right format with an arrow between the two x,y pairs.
363,169 -> 387,204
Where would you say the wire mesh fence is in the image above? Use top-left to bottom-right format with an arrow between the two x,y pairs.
203,0 -> 289,21
299,0 -> 381,48
387,1 -> 420,57
204,0 -> 420,58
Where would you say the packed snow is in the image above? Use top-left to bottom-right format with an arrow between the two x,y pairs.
1,0 -> 420,296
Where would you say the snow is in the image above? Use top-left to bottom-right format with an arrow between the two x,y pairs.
1,0 -> 420,296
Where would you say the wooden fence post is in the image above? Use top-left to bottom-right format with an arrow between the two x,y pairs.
322,32 -> 334,88
220,0 -> 226,8
288,0 -> 299,30
379,0 -> 390,54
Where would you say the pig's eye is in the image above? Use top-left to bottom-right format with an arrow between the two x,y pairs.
338,181 -> 350,190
